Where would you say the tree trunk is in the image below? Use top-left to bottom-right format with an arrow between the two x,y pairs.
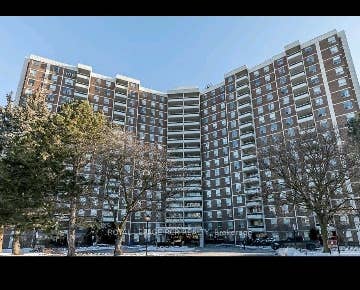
12,227 -> 21,255
114,221 -> 127,256
319,220 -> 330,253
0,225 -> 4,253
67,197 -> 77,256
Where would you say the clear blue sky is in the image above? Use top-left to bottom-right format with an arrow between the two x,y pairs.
1,16 -> 360,106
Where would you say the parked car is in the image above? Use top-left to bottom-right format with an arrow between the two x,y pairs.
271,237 -> 319,251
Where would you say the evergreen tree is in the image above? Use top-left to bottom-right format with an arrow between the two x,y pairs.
0,92 -> 60,254
51,100 -> 108,256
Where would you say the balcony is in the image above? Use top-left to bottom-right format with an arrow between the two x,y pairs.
183,130 -> 200,135
74,92 -> 88,99
239,121 -> 253,130
75,82 -> 88,90
115,83 -> 128,90
242,165 -> 258,172
237,93 -> 251,102
241,142 -> 256,150
287,51 -> 302,60
244,187 -> 260,194
242,153 -> 257,161
238,102 -> 252,111
288,60 -> 303,70
184,218 -> 202,223
294,92 -> 310,102
115,92 -> 127,99
183,207 -> 202,212
113,110 -> 126,117
239,111 -> 253,120
247,213 -> 263,219
236,84 -> 249,91
295,102 -> 312,112
297,114 -> 314,123
243,176 -> 260,183
246,200 -> 263,207
236,75 -> 248,82
247,225 -> 265,232
167,131 -> 183,136
290,71 -> 306,81
292,82 -> 307,92
240,132 -> 254,140
168,98 -> 184,103
112,120 -> 124,126
114,101 -> 126,107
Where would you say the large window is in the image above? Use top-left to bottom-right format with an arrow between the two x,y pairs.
338,78 -> 347,87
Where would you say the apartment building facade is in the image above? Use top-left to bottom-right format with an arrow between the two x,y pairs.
16,29 -> 360,245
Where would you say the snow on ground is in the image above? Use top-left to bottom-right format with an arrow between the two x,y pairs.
2,244 -> 360,256
276,247 -> 360,256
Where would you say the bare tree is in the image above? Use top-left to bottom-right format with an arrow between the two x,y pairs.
259,127 -> 359,253
97,127 -> 175,256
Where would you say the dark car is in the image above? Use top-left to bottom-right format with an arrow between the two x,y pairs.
271,238 -> 319,251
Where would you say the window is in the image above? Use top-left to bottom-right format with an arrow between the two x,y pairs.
254,70 -> 259,78
278,66 -> 286,75
257,97 -> 262,105
266,93 -> 273,101
256,88 -> 261,95
285,107 -> 292,115
260,126 -> 266,135
309,65 -> 317,74
277,58 -> 284,66
268,103 -> 274,111
285,117 -> 293,126
340,89 -> 350,98
320,120 -> 328,128
265,74 -> 271,82
231,130 -> 238,138
310,76 -> 319,85
260,136 -> 267,144
258,106 -> 264,115
279,76 -> 287,85
333,56 -> 341,65
270,123 -> 277,132
283,96 -> 290,105
29,69 -> 36,77
330,46 -> 339,54
64,78 -> 74,86
306,55 -> 315,64
304,46 -> 313,54
328,36 -> 336,44
317,108 -> 326,117
259,116 -> 265,124
255,79 -> 261,87
313,86 -> 321,95
234,161 -> 240,170
335,66 -> 344,76
264,66 -> 270,73
288,128 -> 295,137
103,97 -> 110,105
344,100 -> 353,110
338,78 -> 346,87
269,112 -> 276,121
280,87 -> 288,95
49,84 -> 57,91
266,83 -> 272,91
28,79 -> 35,86
315,97 -> 323,106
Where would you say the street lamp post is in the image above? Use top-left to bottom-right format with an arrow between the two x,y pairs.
145,215 -> 151,256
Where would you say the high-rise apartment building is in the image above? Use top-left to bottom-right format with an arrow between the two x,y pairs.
16,29 -> 360,245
